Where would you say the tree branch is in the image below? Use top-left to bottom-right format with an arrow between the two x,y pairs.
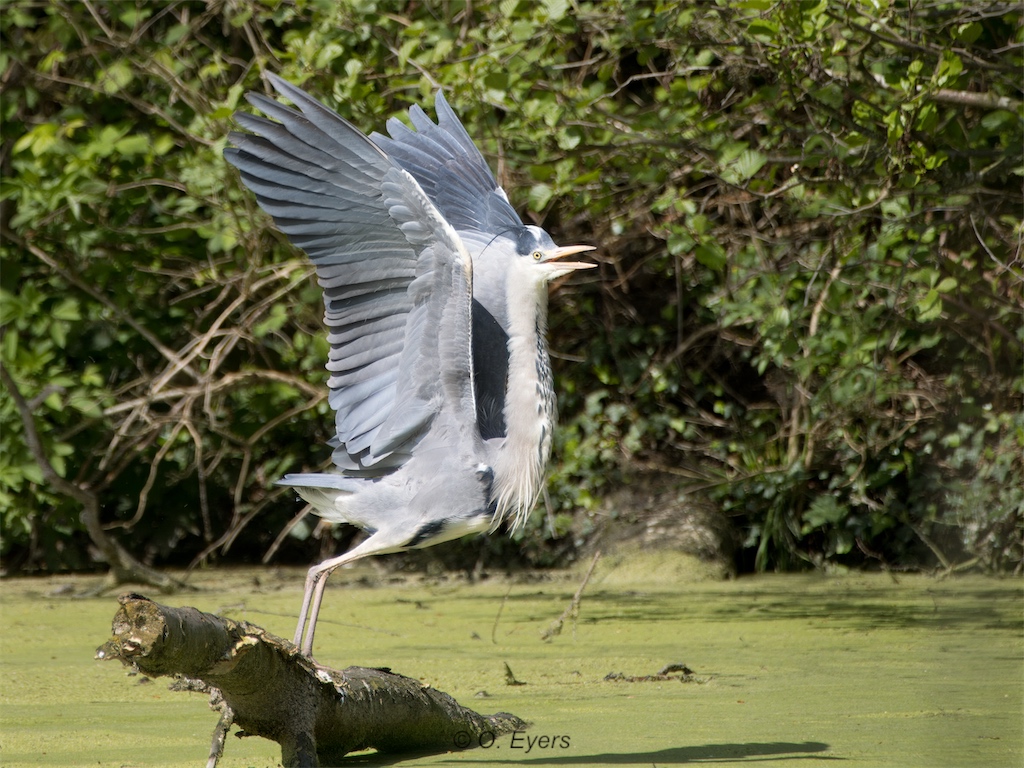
541,551 -> 601,642
931,88 -> 1021,111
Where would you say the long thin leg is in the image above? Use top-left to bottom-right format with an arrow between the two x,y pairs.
293,533 -> 398,657
301,567 -> 335,655
292,567 -> 321,647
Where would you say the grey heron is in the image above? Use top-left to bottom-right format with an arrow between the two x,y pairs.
225,74 -> 594,657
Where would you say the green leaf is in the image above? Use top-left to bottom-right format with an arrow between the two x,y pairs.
936,52 -> 963,87
955,22 -> 982,44
731,149 -> 768,181
981,110 -> 1017,132
528,183 -> 553,211
115,135 -> 150,156
68,394 -> 103,418
38,50 -> 66,72
542,0 -> 568,21
88,125 -> 127,158
695,243 -> 727,272
13,123 -> 57,156
915,288 -> 942,322
52,298 -> 80,321
152,134 -> 177,155
97,61 -> 134,94
254,304 -> 289,338
163,23 -> 190,46
118,6 -> 151,27
746,20 -> 779,42
804,495 -> 847,529
21,462 -> 44,485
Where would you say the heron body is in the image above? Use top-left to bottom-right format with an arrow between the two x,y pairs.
225,74 -> 593,656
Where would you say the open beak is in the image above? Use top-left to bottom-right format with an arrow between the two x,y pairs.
544,244 -> 598,271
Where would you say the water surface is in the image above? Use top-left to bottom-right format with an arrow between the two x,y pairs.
1,557 -> 1020,767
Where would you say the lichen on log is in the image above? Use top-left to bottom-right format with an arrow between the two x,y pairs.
96,593 -> 526,767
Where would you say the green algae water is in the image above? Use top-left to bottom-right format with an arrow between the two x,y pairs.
1,557 -> 1020,767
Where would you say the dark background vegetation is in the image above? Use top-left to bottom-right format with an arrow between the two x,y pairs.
2,0 -> 1021,579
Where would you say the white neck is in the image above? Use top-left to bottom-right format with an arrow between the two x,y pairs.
490,266 -> 554,532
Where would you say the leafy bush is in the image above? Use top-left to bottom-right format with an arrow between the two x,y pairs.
1,0 -> 1020,575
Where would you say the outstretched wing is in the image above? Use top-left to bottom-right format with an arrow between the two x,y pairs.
371,92 -> 518,441
370,91 -> 523,237
225,74 -> 478,473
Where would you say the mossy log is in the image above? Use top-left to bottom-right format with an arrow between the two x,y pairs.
96,593 -> 526,767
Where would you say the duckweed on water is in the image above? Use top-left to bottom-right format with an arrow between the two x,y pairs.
0,557 -> 1020,767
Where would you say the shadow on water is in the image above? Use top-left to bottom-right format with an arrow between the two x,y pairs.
339,740 -> 835,765
545,584 -> 1023,633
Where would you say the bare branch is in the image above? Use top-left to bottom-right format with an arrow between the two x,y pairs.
932,88 -> 1021,111
541,551 -> 602,642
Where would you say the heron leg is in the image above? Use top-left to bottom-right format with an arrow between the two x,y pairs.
294,558 -> 346,656
301,567 -> 334,655
293,534 -> 398,657
292,567 -> 320,648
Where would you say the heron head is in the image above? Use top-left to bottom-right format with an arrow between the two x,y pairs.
514,225 -> 596,281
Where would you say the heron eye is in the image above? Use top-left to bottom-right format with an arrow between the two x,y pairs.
532,250 -> 543,261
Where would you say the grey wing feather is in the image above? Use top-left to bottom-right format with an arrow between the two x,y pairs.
225,74 -> 477,471
370,91 -> 523,236
376,166 -> 478,444
371,92 -> 516,444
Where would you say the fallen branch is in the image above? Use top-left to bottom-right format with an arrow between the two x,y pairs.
604,662 -> 700,683
96,594 -> 526,767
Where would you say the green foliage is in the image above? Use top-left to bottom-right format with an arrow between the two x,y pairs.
1,1 -> 1020,574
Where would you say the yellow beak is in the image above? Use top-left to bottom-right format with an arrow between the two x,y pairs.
544,244 -> 597,271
